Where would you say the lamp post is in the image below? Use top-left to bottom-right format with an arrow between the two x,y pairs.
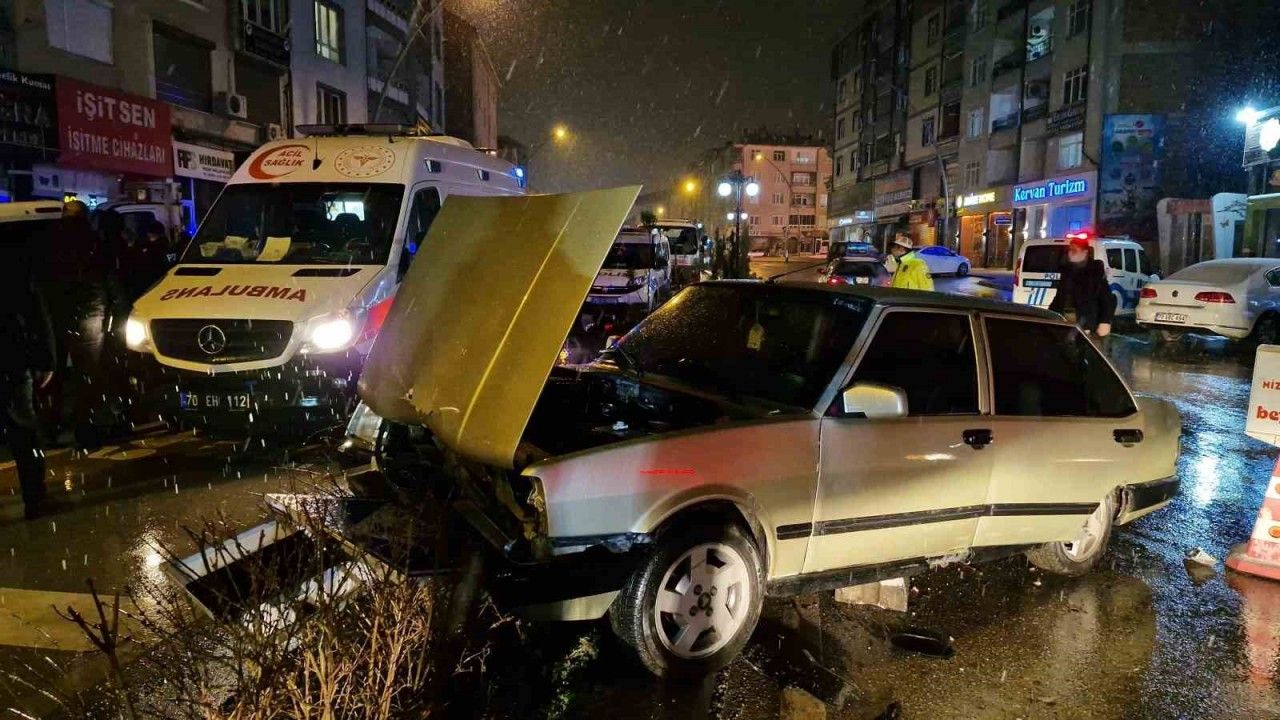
718,171 -> 760,277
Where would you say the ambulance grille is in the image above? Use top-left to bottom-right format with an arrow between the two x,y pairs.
151,319 -> 294,364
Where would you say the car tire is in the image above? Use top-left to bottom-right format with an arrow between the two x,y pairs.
1026,493 -> 1116,577
610,520 -> 763,678
956,263 -> 969,277
1250,313 -> 1280,346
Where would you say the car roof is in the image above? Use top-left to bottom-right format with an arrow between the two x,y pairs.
704,280 -> 1063,320
615,231 -> 656,244
1022,236 -> 1140,249
0,201 -> 63,223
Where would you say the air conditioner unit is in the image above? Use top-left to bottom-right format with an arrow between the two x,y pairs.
266,123 -> 286,141
1026,81 -> 1048,99
217,92 -> 248,119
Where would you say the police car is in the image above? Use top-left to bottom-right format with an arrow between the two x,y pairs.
1013,233 -> 1159,316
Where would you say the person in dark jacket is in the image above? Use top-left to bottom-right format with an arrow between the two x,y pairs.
2,228 -> 55,520
1049,236 -> 1115,337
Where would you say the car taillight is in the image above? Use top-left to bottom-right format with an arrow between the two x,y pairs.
1194,291 -> 1235,303
1014,258 -> 1021,286
827,275 -> 843,285
1140,287 -> 1157,299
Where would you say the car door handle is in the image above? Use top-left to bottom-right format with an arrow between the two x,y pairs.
1114,429 -> 1144,446
963,429 -> 993,449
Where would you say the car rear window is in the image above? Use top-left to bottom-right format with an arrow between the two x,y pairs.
836,260 -> 879,276
985,318 -> 1136,418
1169,262 -> 1262,285
1022,245 -> 1067,273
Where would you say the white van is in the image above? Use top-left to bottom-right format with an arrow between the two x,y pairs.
125,125 -> 526,429
646,219 -> 704,286
1013,234 -> 1159,317
586,228 -> 672,312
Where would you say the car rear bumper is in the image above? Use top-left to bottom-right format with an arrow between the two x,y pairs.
1116,475 -> 1179,525
1137,320 -> 1251,339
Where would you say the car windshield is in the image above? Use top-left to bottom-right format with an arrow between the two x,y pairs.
181,183 -> 405,265
615,284 -> 872,410
602,242 -> 654,269
659,227 -> 699,255
1023,245 -> 1069,273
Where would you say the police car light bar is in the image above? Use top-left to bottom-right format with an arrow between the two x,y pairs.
1065,231 -> 1092,241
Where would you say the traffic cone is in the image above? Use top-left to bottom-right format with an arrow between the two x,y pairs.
1227,455 -> 1280,580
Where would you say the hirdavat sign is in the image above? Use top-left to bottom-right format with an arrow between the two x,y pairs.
1013,174 -> 1092,205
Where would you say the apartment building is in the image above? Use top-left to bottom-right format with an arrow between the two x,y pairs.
831,0 -> 1229,268
365,0 -> 444,130
443,8 -> 497,149
290,0 -> 368,128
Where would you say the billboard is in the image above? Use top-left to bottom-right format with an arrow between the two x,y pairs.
0,69 -> 57,155
1099,114 -> 1165,240
55,77 -> 172,177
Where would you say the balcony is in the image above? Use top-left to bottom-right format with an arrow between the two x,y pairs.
991,112 -> 1020,133
1021,104 -> 1047,123
996,0 -> 1027,22
940,77 -> 963,103
368,0 -> 410,34
992,51 -> 1024,79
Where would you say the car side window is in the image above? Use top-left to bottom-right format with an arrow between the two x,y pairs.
1266,268 -> 1280,288
400,186 -> 442,277
1123,248 -> 1138,273
985,317 -> 1136,417
1138,249 -> 1153,276
848,311 -> 979,415
1106,248 -> 1124,271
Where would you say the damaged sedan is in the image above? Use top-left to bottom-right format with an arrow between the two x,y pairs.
171,187 -> 1182,678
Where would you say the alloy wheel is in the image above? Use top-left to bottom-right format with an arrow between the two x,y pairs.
653,542 -> 753,659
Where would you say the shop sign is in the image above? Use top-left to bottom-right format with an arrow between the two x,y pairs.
240,22 -> 291,67
992,215 -> 1013,226
956,190 -> 996,209
55,77 -> 171,177
1047,103 -> 1086,134
173,141 -> 236,183
1013,176 -> 1090,204
1099,114 -> 1165,236
0,69 -> 56,153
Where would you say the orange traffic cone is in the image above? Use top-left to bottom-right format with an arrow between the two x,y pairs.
1228,455 -> 1280,580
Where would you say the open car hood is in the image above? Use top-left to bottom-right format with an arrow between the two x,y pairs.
358,186 -> 641,468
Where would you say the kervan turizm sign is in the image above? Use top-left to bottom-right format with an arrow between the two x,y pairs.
1013,176 -> 1090,204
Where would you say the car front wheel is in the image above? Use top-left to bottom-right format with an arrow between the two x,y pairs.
1026,493 -> 1116,577
610,521 -> 763,677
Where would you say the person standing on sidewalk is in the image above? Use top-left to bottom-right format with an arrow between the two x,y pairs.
1049,235 -> 1115,339
887,235 -> 934,291
2,227 -> 55,520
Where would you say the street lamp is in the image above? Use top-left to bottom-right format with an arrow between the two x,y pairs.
1238,106 -> 1263,125
553,124 -> 569,141
718,170 -> 760,278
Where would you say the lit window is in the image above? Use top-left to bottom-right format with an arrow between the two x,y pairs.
921,117 -> 936,146
1059,131 -> 1084,169
314,1 -> 344,63
1063,66 -> 1088,105
967,108 -> 985,138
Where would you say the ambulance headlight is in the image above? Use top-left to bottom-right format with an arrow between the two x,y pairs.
303,310 -> 362,353
125,317 -> 149,350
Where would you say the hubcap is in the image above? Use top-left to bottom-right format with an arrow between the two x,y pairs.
1062,501 -> 1109,561
653,542 -> 752,659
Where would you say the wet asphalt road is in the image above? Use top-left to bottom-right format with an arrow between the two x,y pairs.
3,287 -> 1280,717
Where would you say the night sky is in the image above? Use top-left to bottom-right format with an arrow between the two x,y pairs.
452,0 -> 849,193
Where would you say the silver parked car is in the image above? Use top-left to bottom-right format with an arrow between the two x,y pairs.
174,189 -> 1183,678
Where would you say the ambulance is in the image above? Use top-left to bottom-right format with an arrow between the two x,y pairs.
125,124 -> 526,430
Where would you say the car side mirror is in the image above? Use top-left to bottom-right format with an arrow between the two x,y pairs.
840,382 -> 908,419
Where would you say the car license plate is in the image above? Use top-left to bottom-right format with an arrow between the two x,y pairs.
854,277 -> 871,285
1023,279 -> 1055,288
1154,312 -> 1187,323
179,391 -> 252,411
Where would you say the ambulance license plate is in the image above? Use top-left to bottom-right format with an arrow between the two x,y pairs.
179,391 -> 252,412
1154,312 -> 1187,324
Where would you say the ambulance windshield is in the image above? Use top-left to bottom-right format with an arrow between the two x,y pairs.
181,183 -> 405,265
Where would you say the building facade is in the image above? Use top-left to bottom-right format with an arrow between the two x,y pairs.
290,0 -> 368,128
442,8 -> 496,149
830,0 -> 1233,268
365,0 -> 444,130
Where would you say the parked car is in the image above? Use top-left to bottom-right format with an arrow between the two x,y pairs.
1137,258 -> 1280,343
915,245 -> 970,276
827,240 -> 881,261
820,257 -> 891,286
170,190 -> 1182,680
586,228 -> 672,313
1014,234 -> 1159,317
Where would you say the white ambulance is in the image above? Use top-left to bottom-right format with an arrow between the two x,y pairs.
125,125 -> 526,430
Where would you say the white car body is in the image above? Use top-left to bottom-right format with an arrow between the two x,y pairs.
914,245 -> 969,275
1013,237 -> 1158,317
124,129 -> 525,423
1136,258 -> 1280,339
586,229 -> 672,309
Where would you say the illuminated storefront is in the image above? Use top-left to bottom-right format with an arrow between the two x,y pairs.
1012,170 -> 1097,244
955,186 -> 1013,268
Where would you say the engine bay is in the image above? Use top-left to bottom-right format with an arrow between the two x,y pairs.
521,366 -> 746,458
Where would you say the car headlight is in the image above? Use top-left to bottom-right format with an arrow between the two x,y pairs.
125,317 -> 149,350
302,310 -> 363,353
